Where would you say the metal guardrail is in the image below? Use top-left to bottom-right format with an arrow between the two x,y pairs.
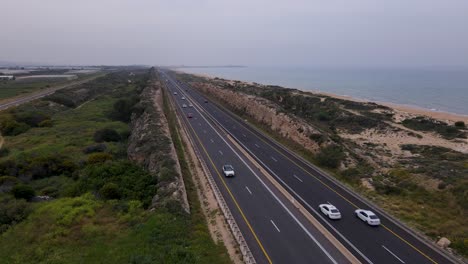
160,73 -> 256,264
198,90 -> 464,264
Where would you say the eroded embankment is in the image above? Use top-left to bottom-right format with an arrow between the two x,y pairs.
128,72 -> 190,213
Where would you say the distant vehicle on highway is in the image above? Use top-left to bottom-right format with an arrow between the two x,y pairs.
222,164 -> 235,177
187,113 -> 193,118
182,96 -> 186,100
319,204 -> 341,219
173,92 -> 177,95
355,209 -> 380,226
204,100 -> 208,103
182,104 -> 187,108
189,103 -> 193,107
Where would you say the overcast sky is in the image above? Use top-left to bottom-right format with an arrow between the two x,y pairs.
1,0 -> 468,67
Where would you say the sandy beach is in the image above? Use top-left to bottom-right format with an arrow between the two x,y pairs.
315,91 -> 468,124
180,70 -> 468,124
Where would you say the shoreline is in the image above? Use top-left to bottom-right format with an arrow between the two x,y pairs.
179,70 -> 468,124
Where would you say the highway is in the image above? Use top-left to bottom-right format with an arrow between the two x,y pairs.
162,69 -> 458,264
160,70 -> 354,264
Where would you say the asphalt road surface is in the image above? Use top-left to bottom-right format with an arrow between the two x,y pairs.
161,69 -> 459,264
161,70 -> 354,264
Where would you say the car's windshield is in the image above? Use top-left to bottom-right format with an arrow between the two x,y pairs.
331,209 -> 339,213
224,165 -> 233,170
369,215 -> 378,219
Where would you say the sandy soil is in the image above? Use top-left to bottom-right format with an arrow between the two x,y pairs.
179,70 -> 468,124
313,91 -> 468,124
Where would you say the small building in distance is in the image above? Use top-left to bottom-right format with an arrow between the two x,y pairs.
0,75 -> 15,80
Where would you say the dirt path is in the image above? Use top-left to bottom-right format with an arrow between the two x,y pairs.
0,73 -> 105,111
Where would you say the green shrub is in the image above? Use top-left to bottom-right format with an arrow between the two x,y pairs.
38,119 -> 53,127
309,133 -> 325,144
94,128 -> 121,142
0,148 -> 10,157
77,161 -> 156,207
46,94 -> 76,107
316,145 -> 345,168
0,118 -> 30,136
0,176 -> 19,186
0,196 -> 30,232
109,97 -> 139,123
13,111 -> 50,127
26,155 -> 76,179
11,184 -> 35,201
454,121 -> 465,128
100,183 -> 121,200
88,153 -> 113,164
83,143 -> 107,154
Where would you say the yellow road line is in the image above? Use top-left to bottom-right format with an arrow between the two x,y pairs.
219,104 -> 440,264
178,92 -> 273,264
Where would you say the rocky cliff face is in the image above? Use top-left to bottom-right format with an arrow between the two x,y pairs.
191,82 -> 322,153
128,77 -> 189,213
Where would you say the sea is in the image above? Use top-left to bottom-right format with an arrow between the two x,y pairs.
180,66 -> 468,116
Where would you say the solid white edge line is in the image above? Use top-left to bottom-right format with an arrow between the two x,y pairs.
224,128 -> 374,264
185,83 -> 375,264
271,220 -> 281,232
382,245 -> 405,264
165,74 -> 339,264
293,174 -> 303,182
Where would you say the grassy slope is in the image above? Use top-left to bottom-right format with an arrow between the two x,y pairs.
0,71 -> 231,264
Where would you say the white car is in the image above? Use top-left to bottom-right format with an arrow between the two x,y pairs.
319,204 -> 341,219
189,103 -> 193,107
355,209 -> 380,226
222,164 -> 235,177
173,92 -> 178,95
181,96 -> 186,100
182,104 -> 187,108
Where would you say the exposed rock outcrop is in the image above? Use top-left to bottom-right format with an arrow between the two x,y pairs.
192,82 -> 322,153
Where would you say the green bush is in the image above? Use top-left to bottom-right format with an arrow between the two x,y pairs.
83,143 -> 107,154
109,97 -> 139,123
0,118 -> 30,136
309,133 -> 325,144
316,145 -> 345,168
94,128 -> 121,142
0,196 -> 30,233
77,161 -> 156,208
0,148 -> 10,158
13,111 -> 50,127
88,153 -> 113,164
454,121 -> 465,128
38,119 -> 53,127
100,183 -> 121,200
0,176 -> 19,186
11,184 -> 35,201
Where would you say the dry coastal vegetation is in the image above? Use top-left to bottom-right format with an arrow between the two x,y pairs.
175,71 -> 468,257
0,68 -> 230,263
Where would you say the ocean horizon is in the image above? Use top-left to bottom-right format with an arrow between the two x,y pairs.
180,66 -> 468,116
